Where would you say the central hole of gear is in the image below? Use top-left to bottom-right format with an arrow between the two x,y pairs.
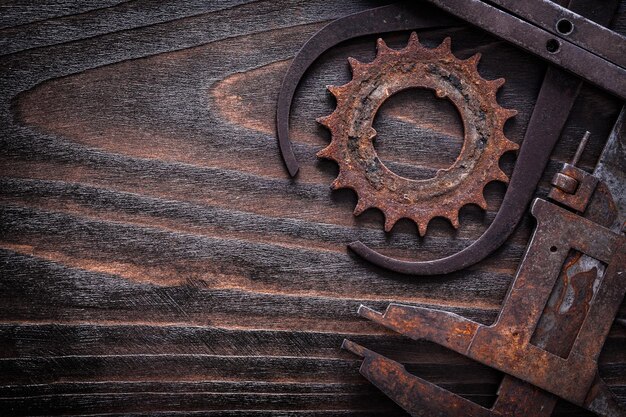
372,88 -> 464,181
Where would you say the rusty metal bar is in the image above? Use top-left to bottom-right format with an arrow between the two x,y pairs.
489,0 -> 626,69
424,0 -> 626,99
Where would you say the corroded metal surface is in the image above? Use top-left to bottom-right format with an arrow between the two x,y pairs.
277,0 -> 622,275
339,0 -> 620,274
346,198 -> 626,415
551,172 -> 579,194
489,0 -> 626,69
343,110 -> 626,416
424,0 -> 626,99
342,339 -> 501,417
344,339 -> 556,417
274,2 -> 626,415
277,0 -> 626,177
317,33 -> 518,235
594,107 -> 626,230
548,163 -> 599,213
465,200 -> 624,406
347,63 -> 583,274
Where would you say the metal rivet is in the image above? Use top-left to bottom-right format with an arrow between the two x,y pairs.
546,39 -> 560,53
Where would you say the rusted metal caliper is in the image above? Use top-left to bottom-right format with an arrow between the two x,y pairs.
275,1 -> 626,415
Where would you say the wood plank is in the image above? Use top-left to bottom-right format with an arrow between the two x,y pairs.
0,0 -> 624,416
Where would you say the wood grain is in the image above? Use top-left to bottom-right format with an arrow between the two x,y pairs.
0,1 -> 624,416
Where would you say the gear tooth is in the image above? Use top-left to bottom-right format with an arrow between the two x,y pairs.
416,220 -> 429,237
331,174 -> 346,190
504,108 -> 518,119
347,57 -> 363,74
316,147 -> 330,159
316,115 -> 332,128
376,38 -> 393,55
353,199 -> 370,216
407,32 -> 420,48
465,53 -> 481,67
327,84 -> 346,97
490,78 -> 506,90
384,214 -> 400,232
437,37 -> 452,52
503,137 -> 519,152
448,212 -> 460,229
475,193 -> 488,210
327,84 -> 350,97
316,143 -> 338,160
495,168 -> 510,184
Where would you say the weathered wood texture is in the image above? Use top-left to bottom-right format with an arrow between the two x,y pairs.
0,1 -> 624,416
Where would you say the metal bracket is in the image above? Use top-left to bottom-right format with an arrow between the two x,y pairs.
549,163 -> 599,212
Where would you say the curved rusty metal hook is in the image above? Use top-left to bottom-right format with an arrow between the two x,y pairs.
276,2 -> 458,176
276,2 -> 598,275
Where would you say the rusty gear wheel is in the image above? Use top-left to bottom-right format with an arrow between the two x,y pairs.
317,32 -> 519,236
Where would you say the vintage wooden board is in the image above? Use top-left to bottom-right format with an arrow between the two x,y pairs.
0,1 -> 624,415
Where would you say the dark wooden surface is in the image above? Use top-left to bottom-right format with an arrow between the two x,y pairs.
1,1 -> 625,416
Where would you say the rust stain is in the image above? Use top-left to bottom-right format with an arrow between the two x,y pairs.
317,33 -> 518,235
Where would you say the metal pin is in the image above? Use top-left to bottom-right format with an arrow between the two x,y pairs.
570,131 -> 591,166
